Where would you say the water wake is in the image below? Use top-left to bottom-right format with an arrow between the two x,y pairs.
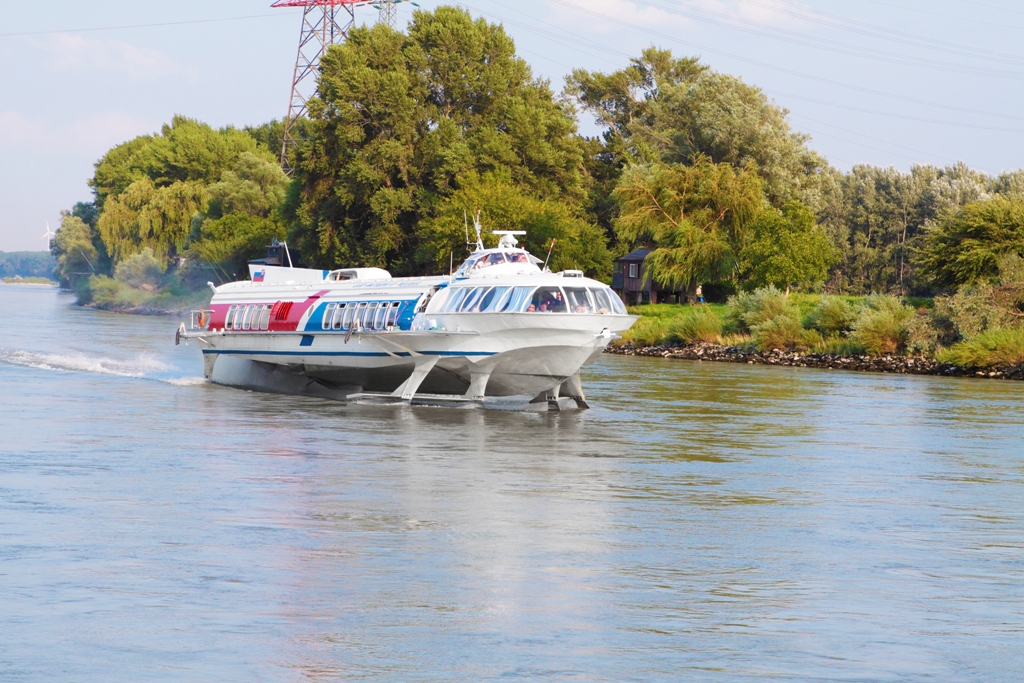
0,348 -> 171,379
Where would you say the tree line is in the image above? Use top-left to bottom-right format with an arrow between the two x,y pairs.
53,6 -> 1024,304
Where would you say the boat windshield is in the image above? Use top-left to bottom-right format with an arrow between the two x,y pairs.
527,286 -> 567,313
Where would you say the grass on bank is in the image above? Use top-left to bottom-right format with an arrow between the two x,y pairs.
2,276 -> 56,285
621,289 -> 1024,368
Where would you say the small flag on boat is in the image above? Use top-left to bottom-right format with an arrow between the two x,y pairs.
253,270 -> 265,282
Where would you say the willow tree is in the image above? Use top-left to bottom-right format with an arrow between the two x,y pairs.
917,197 -> 1024,289
89,116 -> 279,268
291,6 -> 601,276
613,156 -> 765,299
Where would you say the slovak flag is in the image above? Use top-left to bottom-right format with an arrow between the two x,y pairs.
253,270 -> 265,282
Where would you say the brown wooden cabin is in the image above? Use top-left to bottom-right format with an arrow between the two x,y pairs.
611,248 -> 686,305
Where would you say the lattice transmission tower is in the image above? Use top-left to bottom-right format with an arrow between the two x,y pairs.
273,0 -> 407,171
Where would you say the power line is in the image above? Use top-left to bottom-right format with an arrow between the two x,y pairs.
726,0 -> 1024,65
626,0 -> 1024,77
540,0 -> 1024,127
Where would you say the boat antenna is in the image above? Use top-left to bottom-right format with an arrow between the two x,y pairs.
543,238 -> 556,272
473,210 -> 484,252
464,210 -> 471,250
449,251 -> 453,279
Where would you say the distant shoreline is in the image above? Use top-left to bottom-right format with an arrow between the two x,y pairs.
607,341 -> 1024,381
1,277 -> 57,286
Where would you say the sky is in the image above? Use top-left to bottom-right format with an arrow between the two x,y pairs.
2,0 -> 1023,252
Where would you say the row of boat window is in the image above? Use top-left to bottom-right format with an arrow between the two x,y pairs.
433,285 -> 627,314
225,304 -> 271,331
321,301 -> 403,331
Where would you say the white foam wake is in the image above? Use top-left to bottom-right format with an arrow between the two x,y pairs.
0,349 -> 171,378
162,376 -> 208,387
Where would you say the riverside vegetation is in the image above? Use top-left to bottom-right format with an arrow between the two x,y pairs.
47,6 -> 1024,370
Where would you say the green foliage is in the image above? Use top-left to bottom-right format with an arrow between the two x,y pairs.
90,116 -> 280,268
812,335 -> 867,356
666,307 -> 723,343
416,174 -> 611,278
619,316 -> 669,346
851,294 -> 914,355
806,295 -> 857,334
906,311 -> 942,356
725,285 -> 799,332
917,197 -> 1024,289
51,215 -> 99,288
189,214 -> 285,281
614,157 -> 765,294
751,313 -> 803,352
113,248 -> 164,289
646,71 -> 826,208
292,8 -> 595,275
740,201 -> 835,290
937,327 -> 1024,368
0,251 -> 55,280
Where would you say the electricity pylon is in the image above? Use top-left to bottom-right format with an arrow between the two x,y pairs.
273,0 -> 411,171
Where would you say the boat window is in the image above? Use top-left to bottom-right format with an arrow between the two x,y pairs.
590,288 -> 613,314
323,303 -> 336,330
373,302 -> 388,329
506,252 -> 529,264
332,303 -> 346,330
500,286 -> 534,312
609,290 -> 628,314
225,305 -> 236,330
363,303 -> 379,328
424,286 -> 450,314
484,252 -> 506,266
386,301 -> 401,327
528,286 -> 567,313
444,288 -> 469,312
342,302 -> 357,329
479,286 -> 508,312
352,302 -> 367,328
459,287 -> 487,312
241,305 -> 254,330
564,287 -> 595,314
259,305 -> 270,330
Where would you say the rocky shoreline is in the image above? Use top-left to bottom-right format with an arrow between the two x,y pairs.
606,342 -> 1024,381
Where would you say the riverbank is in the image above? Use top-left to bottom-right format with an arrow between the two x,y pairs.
607,341 -> 1024,380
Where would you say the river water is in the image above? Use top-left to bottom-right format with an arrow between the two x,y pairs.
1,284 -> 1022,682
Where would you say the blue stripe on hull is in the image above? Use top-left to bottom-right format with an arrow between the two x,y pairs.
202,349 -> 496,358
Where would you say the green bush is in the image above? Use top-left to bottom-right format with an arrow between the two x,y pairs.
726,286 -> 799,332
667,307 -> 723,343
620,316 -> 668,346
87,275 -> 146,308
933,284 -> 1014,342
806,296 -> 857,335
937,327 -> 1024,368
813,335 -> 867,356
799,328 -> 824,349
852,295 -> 914,355
113,248 -> 165,290
751,314 -> 803,352
906,311 -> 942,355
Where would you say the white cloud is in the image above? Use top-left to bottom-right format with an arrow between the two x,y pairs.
33,33 -> 182,81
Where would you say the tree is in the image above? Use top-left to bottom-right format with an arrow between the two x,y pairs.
613,156 -> 765,298
51,215 -> 98,288
740,202 -> 835,291
89,117 -> 283,269
416,172 -> 611,278
291,7 -> 599,275
916,197 -> 1024,289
